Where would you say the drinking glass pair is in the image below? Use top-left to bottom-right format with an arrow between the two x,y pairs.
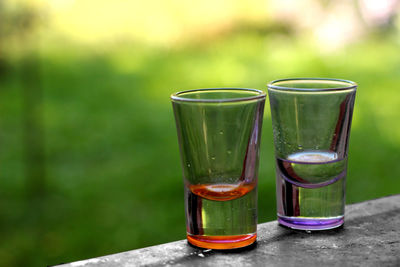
171,78 -> 357,249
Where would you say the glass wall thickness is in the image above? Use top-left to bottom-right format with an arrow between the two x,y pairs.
267,78 -> 357,230
171,88 -> 266,249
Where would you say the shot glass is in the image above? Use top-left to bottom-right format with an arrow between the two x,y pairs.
171,88 -> 266,249
267,78 -> 357,230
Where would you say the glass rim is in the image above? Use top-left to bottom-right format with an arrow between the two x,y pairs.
170,88 -> 266,103
267,78 -> 357,92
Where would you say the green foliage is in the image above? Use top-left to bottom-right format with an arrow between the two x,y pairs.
0,30 -> 399,266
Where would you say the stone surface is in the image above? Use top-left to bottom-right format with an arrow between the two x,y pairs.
57,194 -> 400,267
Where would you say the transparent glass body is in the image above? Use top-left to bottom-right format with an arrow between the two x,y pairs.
267,78 -> 357,230
172,88 -> 266,249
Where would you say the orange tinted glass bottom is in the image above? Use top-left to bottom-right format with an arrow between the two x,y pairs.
189,183 -> 255,201
187,233 -> 256,250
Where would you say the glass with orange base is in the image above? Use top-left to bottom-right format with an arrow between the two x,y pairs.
171,88 -> 266,249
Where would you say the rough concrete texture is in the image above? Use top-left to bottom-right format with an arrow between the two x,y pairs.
58,194 -> 400,267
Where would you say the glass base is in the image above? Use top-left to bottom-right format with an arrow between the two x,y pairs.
187,233 -> 256,250
278,215 -> 344,231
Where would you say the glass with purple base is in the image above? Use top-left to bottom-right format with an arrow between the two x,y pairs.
267,78 -> 357,230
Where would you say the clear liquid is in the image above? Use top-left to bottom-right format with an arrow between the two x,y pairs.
276,151 -> 346,230
185,182 -> 257,249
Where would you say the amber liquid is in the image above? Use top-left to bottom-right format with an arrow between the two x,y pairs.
185,182 -> 257,249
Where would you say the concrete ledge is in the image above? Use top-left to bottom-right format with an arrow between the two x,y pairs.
58,194 -> 400,266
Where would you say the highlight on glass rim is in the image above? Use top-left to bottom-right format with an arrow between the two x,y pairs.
1,0 -> 399,266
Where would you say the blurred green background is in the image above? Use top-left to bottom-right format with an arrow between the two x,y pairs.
1,0 -> 400,266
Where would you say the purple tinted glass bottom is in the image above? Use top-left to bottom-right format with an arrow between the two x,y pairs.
278,215 -> 344,231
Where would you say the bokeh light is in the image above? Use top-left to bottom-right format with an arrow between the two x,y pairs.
0,0 -> 399,266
